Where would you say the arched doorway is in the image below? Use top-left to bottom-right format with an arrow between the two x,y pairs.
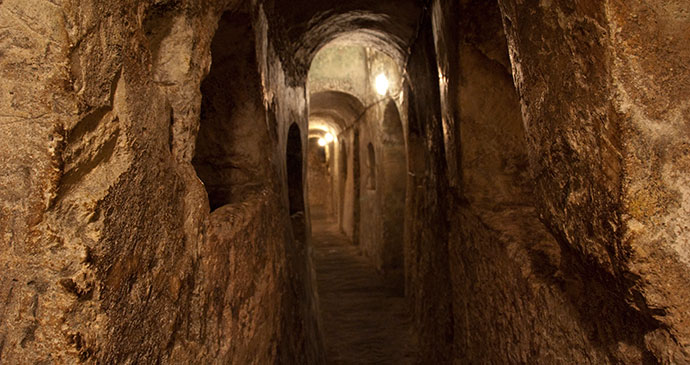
287,123 -> 306,243
366,143 -> 377,190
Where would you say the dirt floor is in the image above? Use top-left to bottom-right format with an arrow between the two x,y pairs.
311,208 -> 418,364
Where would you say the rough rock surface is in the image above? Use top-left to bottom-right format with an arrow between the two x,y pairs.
401,0 -> 690,362
0,0 -> 324,363
498,0 -> 690,361
2,0 -> 690,363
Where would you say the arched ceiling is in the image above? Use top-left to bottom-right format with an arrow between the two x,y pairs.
262,0 -> 422,83
308,90 -> 365,135
307,127 -> 328,140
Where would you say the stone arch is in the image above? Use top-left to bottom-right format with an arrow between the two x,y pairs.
309,90 -> 366,129
308,90 -> 366,239
263,1 -> 421,80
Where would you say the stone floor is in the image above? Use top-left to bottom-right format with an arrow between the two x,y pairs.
311,208 -> 418,364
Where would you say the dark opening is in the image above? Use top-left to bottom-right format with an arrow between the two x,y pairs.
340,140 -> 347,177
366,143 -> 376,190
287,123 -> 305,216
287,123 -> 306,243
318,146 -> 327,163
192,10 -> 267,212
353,129 -> 361,246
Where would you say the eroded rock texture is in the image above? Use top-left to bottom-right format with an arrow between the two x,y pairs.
1,0 -> 690,363
422,0 -> 690,362
0,0 -> 323,363
496,0 -> 690,361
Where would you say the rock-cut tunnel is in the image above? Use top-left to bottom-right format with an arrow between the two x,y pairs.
1,0 -> 690,364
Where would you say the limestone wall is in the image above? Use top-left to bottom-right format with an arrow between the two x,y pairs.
401,0 -> 690,362
3,0 -> 689,362
0,1 -> 324,362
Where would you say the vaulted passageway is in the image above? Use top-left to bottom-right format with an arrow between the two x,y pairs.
2,0 -> 690,363
305,43 -> 412,362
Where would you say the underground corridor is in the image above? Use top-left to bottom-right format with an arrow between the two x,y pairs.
2,0 -> 690,364
305,43 -> 414,363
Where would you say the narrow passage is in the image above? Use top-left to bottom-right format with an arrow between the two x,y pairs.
312,210 -> 418,364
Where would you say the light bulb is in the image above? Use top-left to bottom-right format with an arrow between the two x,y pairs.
375,74 -> 389,96
324,133 -> 334,143
318,138 -> 327,147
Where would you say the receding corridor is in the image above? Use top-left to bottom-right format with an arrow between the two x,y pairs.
2,0 -> 690,363
311,208 -> 417,364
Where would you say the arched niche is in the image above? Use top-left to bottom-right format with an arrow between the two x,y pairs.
366,143 -> 376,191
192,10 -> 268,212
339,140 -> 348,178
287,123 -> 306,243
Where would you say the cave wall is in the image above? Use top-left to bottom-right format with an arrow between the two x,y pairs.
0,0 -> 324,363
379,100 -> 406,286
497,0 -> 690,361
192,12 -> 272,211
3,0 -> 689,362
329,138 -> 341,219
434,0 -> 615,362
610,1 -> 690,359
404,9 -> 454,363
254,5 -> 325,363
336,138 -> 348,230
403,0 -> 690,362
354,100 -> 405,279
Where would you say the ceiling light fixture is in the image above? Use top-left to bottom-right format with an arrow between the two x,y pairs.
375,74 -> 389,96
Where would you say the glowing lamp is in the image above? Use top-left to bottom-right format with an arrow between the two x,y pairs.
375,74 -> 389,96
318,138 -> 327,147
324,133 -> 334,143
